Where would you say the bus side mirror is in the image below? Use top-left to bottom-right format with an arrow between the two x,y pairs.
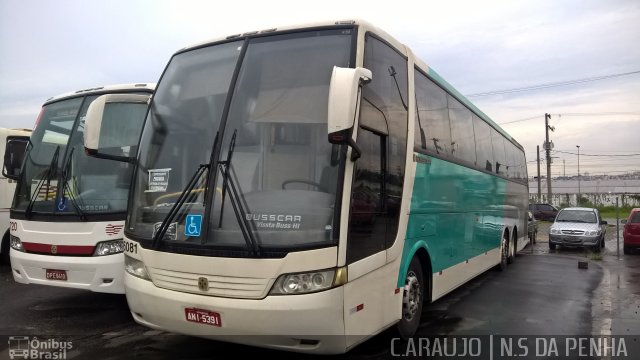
3,136 -> 30,180
327,66 -> 372,161
84,93 -> 151,163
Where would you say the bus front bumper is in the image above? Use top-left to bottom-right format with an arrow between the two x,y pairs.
10,249 -> 125,294
125,272 -> 348,354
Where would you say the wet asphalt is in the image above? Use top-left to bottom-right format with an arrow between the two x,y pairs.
0,221 -> 638,359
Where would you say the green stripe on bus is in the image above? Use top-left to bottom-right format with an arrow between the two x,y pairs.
398,155 -> 507,287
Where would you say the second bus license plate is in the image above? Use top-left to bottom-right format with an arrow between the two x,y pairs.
185,307 -> 222,327
45,269 -> 67,281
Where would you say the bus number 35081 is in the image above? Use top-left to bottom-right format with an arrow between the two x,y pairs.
124,242 -> 138,254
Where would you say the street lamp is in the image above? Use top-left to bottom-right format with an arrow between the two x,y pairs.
576,145 -> 581,205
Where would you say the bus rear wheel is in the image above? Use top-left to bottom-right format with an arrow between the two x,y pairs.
497,233 -> 508,271
396,257 -> 424,339
508,231 -> 517,264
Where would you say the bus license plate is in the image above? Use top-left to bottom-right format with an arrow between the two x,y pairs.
185,308 -> 222,327
45,269 -> 67,281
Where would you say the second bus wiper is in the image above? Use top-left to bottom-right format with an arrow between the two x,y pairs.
25,145 -> 60,219
59,147 -> 87,220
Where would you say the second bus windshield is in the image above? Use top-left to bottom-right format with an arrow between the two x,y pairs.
13,94 -> 148,217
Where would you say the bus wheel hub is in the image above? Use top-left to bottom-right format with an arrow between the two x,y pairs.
403,271 -> 421,321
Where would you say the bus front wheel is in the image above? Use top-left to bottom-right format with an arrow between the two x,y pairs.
1,232 -> 10,265
396,257 -> 424,338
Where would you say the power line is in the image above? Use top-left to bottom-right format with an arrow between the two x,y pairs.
465,69 -> 640,98
553,150 -> 640,157
554,149 -> 640,153
498,115 -> 541,125
558,112 -> 640,117
497,111 -> 640,126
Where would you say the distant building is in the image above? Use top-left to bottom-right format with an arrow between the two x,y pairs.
528,178 -> 640,206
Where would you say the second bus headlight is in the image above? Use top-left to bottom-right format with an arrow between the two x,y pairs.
94,240 -> 125,256
10,235 -> 24,252
270,267 -> 347,295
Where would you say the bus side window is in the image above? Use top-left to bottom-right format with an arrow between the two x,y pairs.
347,34 -> 408,263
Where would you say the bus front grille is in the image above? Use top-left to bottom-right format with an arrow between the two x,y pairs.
147,267 -> 271,299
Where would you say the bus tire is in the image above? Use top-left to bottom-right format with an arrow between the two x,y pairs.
1,231 -> 10,265
497,233 -> 508,271
508,230 -> 517,264
396,256 -> 424,339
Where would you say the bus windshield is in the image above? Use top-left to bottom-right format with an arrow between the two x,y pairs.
13,95 -> 148,216
127,29 -> 354,255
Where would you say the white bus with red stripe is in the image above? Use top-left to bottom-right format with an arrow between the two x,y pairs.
1,128 -> 31,264
6,84 -> 154,293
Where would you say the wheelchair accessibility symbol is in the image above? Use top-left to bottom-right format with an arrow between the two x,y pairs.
56,197 -> 67,212
185,214 -> 202,237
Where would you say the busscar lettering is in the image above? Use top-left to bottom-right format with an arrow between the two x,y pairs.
246,213 -> 302,230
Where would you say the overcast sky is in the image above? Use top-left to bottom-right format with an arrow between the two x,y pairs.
1,0 -> 638,177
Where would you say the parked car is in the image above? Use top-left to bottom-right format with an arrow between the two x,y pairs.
622,208 -> 640,254
527,211 -> 538,243
549,207 -> 607,252
529,203 -> 559,221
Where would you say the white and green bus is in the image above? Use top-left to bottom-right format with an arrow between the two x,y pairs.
85,20 -> 528,353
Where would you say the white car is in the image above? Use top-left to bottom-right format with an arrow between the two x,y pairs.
549,207 -> 607,252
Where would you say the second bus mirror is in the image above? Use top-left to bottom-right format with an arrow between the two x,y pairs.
2,136 -> 30,180
84,94 -> 151,162
327,66 -> 372,161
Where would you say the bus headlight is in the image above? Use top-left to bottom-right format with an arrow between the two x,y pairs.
270,267 -> 347,295
124,254 -> 150,281
10,235 -> 24,252
94,240 -> 125,256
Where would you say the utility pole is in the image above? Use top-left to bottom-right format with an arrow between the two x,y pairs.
576,145 -> 581,206
563,159 -> 566,177
537,145 -> 541,201
544,113 -> 554,203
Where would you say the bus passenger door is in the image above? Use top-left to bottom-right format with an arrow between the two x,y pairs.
343,34 -> 408,342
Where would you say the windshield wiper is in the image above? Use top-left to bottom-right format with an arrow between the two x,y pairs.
151,131 -> 221,248
25,145 -> 60,219
59,147 -> 87,220
151,163 -> 209,248
217,129 -> 261,256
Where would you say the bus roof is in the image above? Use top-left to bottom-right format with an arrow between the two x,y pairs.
0,128 -> 31,137
173,19 -> 520,149
44,83 -> 156,105
176,19 -> 402,55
